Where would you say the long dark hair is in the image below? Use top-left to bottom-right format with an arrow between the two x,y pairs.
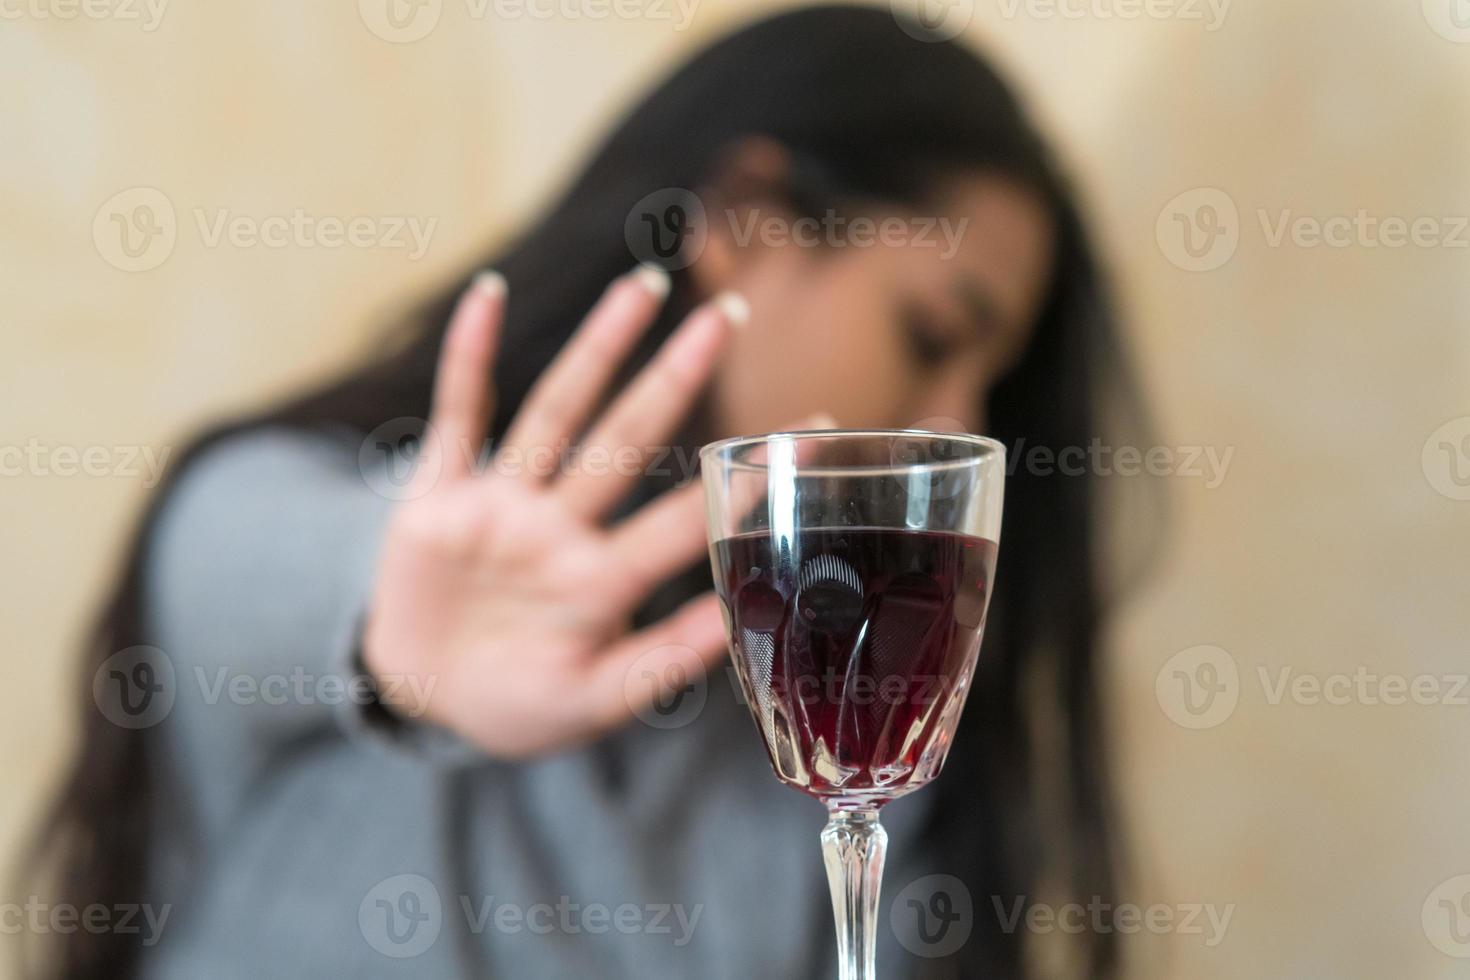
24,6 -> 1144,978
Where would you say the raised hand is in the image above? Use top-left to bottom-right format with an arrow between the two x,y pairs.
362,267 -> 762,758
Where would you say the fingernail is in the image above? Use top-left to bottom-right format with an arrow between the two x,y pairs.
806,413 -> 838,430
714,290 -> 750,329
473,270 -> 507,300
633,263 -> 671,300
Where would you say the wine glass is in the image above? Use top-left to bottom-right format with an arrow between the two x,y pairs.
700,428 -> 1004,980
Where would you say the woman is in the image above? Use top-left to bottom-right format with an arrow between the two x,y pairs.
27,6 -> 1139,978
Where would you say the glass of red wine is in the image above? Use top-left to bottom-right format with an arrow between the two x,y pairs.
701,428 -> 1004,980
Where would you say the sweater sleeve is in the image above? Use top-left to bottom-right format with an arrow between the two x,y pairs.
140,426 -> 481,809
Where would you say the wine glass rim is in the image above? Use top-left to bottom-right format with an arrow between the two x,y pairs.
699,427 -> 1006,473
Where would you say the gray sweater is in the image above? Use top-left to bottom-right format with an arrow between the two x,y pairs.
136,428 -> 939,979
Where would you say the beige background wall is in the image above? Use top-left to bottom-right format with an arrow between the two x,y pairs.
3,1 -> 1468,976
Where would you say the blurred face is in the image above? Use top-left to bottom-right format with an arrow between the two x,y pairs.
699,173 -> 1054,437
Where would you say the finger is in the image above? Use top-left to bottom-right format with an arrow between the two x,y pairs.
498,265 -> 670,480
582,592 -> 729,733
421,272 -> 506,484
555,292 -> 747,520
603,412 -> 835,596
605,479 -> 708,598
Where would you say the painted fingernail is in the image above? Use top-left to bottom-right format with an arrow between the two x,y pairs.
473,270 -> 507,300
633,263 -> 671,300
714,290 -> 750,328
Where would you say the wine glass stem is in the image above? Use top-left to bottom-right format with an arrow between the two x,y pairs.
821,807 -> 888,980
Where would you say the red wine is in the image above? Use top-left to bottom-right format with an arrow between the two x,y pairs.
713,527 -> 997,807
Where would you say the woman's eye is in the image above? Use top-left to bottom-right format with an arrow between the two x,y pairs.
901,313 -> 962,368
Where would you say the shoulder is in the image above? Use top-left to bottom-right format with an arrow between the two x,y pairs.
145,424 -> 392,590
166,425 -> 366,507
